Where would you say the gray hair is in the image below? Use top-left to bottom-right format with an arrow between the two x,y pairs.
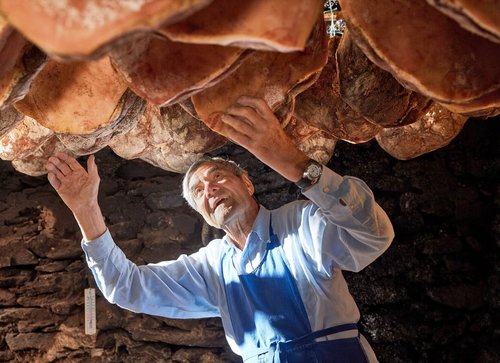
182,156 -> 248,210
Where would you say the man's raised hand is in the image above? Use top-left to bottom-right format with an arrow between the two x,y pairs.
46,152 -> 100,214
208,96 -> 310,183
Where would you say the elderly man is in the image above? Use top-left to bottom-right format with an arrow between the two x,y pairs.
47,96 -> 394,363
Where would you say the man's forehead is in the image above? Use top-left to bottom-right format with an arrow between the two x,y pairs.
189,162 -> 229,186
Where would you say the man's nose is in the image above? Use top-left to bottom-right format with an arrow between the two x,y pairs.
204,181 -> 219,197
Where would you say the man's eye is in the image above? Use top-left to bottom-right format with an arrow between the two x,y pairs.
214,173 -> 222,180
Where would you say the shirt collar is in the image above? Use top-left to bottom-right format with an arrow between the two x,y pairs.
250,205 -> 271,244
235,205 -> 272,273
221,205 -> 271,244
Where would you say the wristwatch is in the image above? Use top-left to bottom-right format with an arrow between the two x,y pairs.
295,159 -> 323,190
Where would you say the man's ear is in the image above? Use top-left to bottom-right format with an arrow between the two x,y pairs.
241,174 -> 255,196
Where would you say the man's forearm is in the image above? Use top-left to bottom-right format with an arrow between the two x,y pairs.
72,202 -> 107,241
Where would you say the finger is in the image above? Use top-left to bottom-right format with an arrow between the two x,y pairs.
47,171 -> 62,190
87,155 -> 99,180
225,105 -> 263,127
48,156 -> 72,176
46,162 -> 67,181
236,96 -> 275,118
220,114 -> 255,137
55,152 -> 82,171
220,122 -> 252,147
206,114 -> 251,145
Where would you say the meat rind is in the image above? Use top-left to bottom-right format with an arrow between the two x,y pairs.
341,0 -> 500,108
0,105 -> 23,137
376,103 -> 469,160
294,37 -> 381,144
0,115 -> 53,160
336,29 -> 429,127
57,89 -> 146,155
110,103 -> 225,173
0,0 -> 214,59
158,104 -> 226,154
285,116 -> 337,165
427,0 -> 500,43
110,33 -> 246,107
1,24 -> 47,108
140,148 -> 204,174
11,136 -> 74,176
192,18 -> 328,125
161,0 -> 324,52
15,57 -> 132,135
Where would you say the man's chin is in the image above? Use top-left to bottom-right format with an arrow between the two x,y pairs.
212,205 -> 233,226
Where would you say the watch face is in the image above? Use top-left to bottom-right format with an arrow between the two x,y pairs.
306,162 -> 322,179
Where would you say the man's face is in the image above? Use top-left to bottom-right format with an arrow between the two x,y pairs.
188,162 -> 255,228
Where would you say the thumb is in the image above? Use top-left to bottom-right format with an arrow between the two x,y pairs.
87,155 -> 99,179
47,172 -> 61,190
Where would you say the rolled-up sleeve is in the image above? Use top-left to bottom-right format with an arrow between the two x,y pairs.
300,167 -> 394,274
82,229 -> 221,319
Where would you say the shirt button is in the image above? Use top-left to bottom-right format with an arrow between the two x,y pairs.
339,198 -> 347,206
323,186 -> 330,193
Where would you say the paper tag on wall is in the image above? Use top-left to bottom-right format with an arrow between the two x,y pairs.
84,288 -> 96,335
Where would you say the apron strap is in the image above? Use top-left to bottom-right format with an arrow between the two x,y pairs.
282,323 -> 359,349
243,323 -> 360,362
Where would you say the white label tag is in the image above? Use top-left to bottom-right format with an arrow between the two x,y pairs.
84,288 -> 96,335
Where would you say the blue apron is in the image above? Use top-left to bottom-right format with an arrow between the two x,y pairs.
221,216 -> 369,363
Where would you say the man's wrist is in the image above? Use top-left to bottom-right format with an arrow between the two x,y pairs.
295,159 -> 323,190
71,200 -> 100,216
72,201 -> 107,241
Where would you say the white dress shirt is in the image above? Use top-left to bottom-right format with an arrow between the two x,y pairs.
82,166 -> 394,360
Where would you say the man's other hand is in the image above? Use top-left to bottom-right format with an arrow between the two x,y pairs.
46,152 -> 100,214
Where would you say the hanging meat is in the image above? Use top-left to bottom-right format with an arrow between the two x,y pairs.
376,102 -> 469,160
336,28 -> 430,127
10,136 -> 74,176
0,106 -> 23,138
0,115 -> 53,160
15,57 -> 145,139
340,0 -> 500,117
1,19 -> 47,135
0,0 -> 214,59
192,18 -> 328,126
110,33 -> 248,107
160,0 -> 325,52
427,0 -> 500,43
294,37 -> 381,144
109,103 -> 225,173
284,115 -> 337,165
57,90 -> 145,155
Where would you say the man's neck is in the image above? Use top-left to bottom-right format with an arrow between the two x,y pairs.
222,203 -> 260,251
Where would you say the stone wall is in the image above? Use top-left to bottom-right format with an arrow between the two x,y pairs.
0,119 -> 498,362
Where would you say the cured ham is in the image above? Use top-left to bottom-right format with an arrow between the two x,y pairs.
1,20 -> 47,109
341,0 -> 500,116
427,0 -> 500,43
376,103 -> 469,160
0,115 -> 53,160
192,19 -> 328,125
0,105 -> 23,138
110,33 -> 247,106
284,116 -> 337,165
15,57 -> 144,135
11,136 -> 74,176
294,38 -> 381,144
57,90 -> 145,155
0,0 -> 213,59
336,29 -> 430,127
161,0 -> 324,52
110,103 -> 225,173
